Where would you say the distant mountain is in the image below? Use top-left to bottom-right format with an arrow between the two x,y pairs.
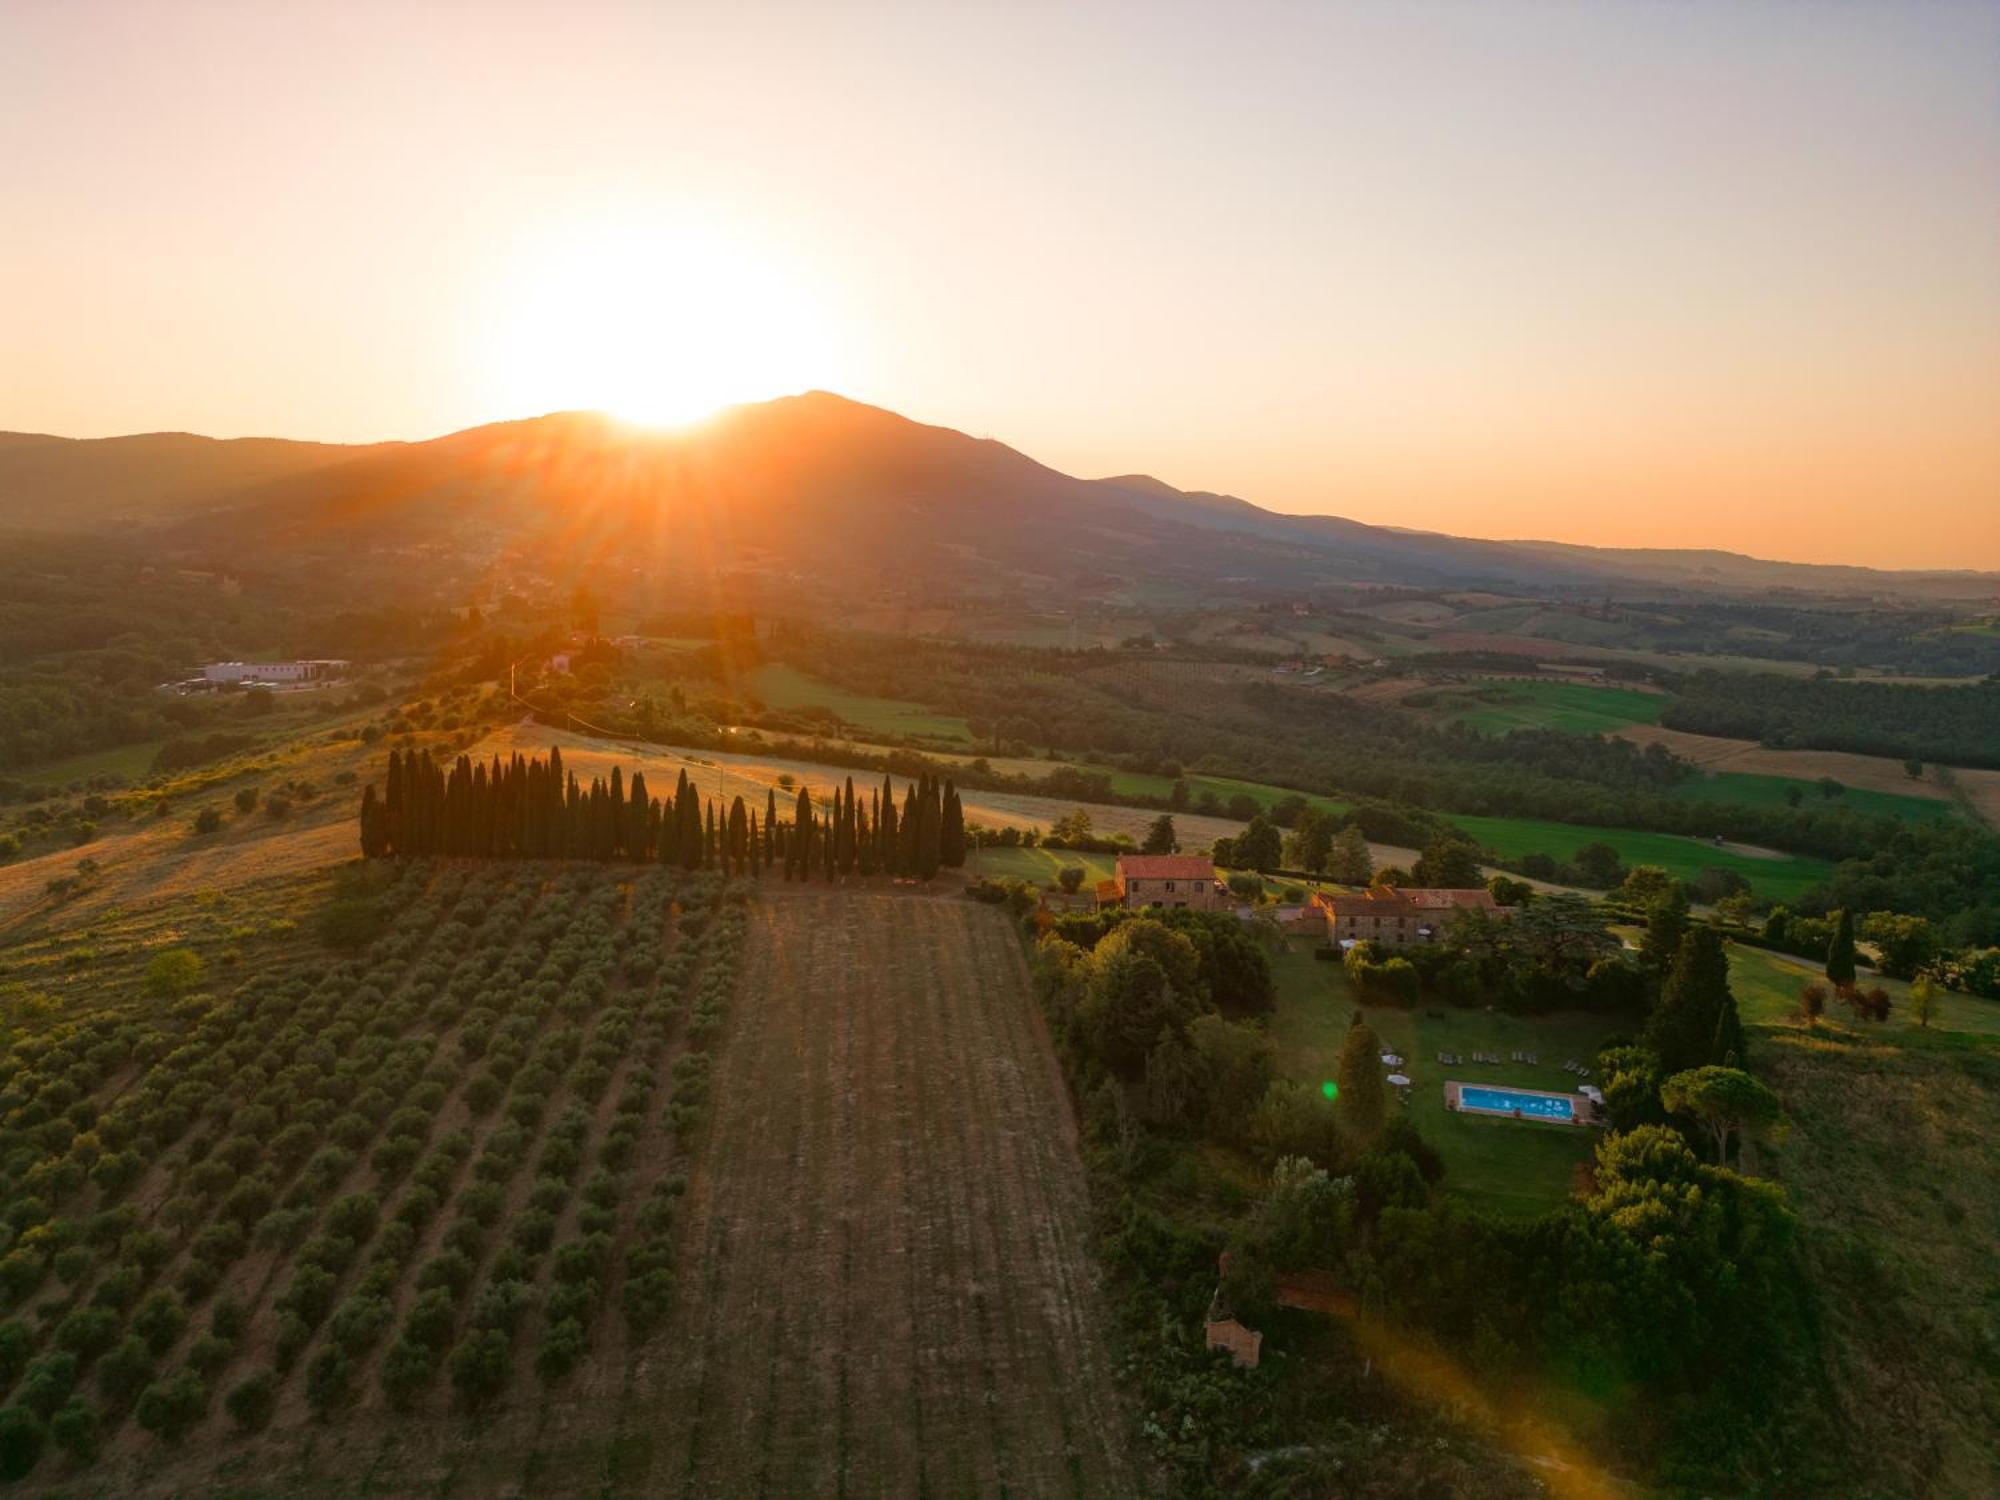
0,430 -> 399,527
3,394 -> 1994,600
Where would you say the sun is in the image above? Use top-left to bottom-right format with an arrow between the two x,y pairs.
483,212 -> 845,428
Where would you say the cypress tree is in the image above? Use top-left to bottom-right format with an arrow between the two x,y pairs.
705,802 -> 718,869
1825,908 -> 1857,988
879,780 -> 899,876
384,748 -> 405,853
629,771 -> 651,861
940,781 -> 965,867
749,811 -> 762,876
1648,925 -> 1737,1074
359,784 -> 389,858
728,796 -> 748,870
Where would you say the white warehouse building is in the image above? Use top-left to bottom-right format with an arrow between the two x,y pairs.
201,659 -> 351,684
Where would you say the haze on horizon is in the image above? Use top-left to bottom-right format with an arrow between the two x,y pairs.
2,0 -> 1996,570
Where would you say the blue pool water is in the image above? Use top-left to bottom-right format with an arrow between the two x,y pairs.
1459,1086 -> 1573,1120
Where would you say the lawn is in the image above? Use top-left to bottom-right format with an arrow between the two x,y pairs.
1439,680 -> 1667,736
1725,939 -> 2000,1037
744,663 -> 974,742
966,844 -> 1118,887
1443,811 -> 1833,904
1672,771 -> 1956,825
1265,942 -> 1618,1218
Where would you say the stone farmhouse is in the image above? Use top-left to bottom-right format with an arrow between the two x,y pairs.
1110,854 -> 1223,911
1312,886 -> 1502,948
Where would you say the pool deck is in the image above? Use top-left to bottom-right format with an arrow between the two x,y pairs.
1444,1079 -> 1600,1125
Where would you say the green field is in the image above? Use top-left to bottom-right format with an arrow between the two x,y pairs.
1437,680 -> 1667,735
16,739 -> 167,787
1266,943 -> 1617,1217
1445,811 -> 1833,903
744,663 -> 974,742
1091,765 -> 1350,820
1672,771 -> 1956,824
1726,940 -> 2000,1037
967,844 -> 1119,887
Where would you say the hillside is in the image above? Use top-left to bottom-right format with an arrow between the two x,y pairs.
6,395 -> 1997,602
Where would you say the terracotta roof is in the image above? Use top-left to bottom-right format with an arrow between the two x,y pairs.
1402,888 -> 1500,911
1114,854 -> 1215,880
1318,887 -> 1498,915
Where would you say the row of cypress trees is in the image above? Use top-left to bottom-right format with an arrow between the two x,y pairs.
357,747 -> 967,880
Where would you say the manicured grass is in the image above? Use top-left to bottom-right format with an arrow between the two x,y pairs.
1438,681 -> 1667,736
1726,940 -> 2000,1037
744,663 -> 974,742
966,845 -> 1117,887
1672,771 -> 1955,824
1266,942 -> 1618,1218
1443,811 -> 1833,904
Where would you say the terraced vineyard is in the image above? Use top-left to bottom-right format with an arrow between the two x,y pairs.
0,862 -> 749,1493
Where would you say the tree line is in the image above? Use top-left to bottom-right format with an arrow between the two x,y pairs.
357,747 -> 967,880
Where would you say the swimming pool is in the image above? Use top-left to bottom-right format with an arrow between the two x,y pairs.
1457,1085 -> 1574,1121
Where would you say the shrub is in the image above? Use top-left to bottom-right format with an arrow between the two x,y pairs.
134,1369 -> 206,1443
145,949 -> 204,999
0,1404 -> 44,1481
379,1339 -> 433,1411
192,807 -> 224,836
535,1319 -> 587,1383
54,1306 -> 120,1359
304,1347 -> 353,1415
94,1337 -> 154,1403
224,1370 -> 276,1433
48,1393 -> 100,1462
448,1329 -> 510,1409
184,1332 -> 231,1379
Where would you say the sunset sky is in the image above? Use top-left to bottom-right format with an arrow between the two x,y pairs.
3,0 -> 1996,568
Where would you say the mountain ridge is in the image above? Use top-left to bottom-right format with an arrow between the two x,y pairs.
3,392 -> 1994,597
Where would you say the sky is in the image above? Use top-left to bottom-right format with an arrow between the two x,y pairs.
2,0 -> 1997,569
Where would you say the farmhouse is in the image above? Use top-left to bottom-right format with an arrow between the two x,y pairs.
201,659 -> 350,685
1111,853 -> 1223,910
1313,886 -> 1502,948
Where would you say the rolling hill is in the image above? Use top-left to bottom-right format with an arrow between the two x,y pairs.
5,393 -> 1997,602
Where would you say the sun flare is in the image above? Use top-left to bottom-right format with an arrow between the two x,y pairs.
485,213 -> 845,428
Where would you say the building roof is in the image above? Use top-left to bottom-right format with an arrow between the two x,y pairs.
1402,888 -> 1501,911
1114,854 -> 1215,880
1316,886 -> 1499,915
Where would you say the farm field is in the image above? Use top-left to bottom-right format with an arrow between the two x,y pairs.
1672,770 -> 1958,824
743,663 -> 973,742
617,890 -> 1137,1497
1610,722 -> 1999,814
1443,811 -> 1834,904
1265,944 -> 1615,1218
0,861 -> 753,1495
1428,680 -> 1666,735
